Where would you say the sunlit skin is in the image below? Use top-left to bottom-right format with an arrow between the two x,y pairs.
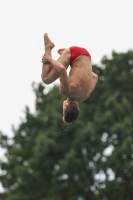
41,33 -> 98,120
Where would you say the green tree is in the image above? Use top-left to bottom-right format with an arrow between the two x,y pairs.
97,50 -> 133,200
0,50 -> 133,200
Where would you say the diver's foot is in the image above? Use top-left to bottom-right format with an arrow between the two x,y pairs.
44,33 -> 55,49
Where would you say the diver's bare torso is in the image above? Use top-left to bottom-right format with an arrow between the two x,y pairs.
59,53 -> 92,102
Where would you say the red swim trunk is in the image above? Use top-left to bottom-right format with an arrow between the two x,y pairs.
69,46 -> 91,64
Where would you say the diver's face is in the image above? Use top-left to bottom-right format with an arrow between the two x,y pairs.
63,100 -> 69,119
63,100 -> 69,109
62,100 -> 69,122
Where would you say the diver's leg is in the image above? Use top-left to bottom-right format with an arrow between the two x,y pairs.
41,33 -> 58,84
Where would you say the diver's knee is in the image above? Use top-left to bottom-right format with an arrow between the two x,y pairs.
41,75 -> 50,85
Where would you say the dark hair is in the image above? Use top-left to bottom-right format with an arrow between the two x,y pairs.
64,102 -> 80,123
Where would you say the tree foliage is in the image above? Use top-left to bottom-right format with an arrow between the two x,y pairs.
0,50 -> 133,200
